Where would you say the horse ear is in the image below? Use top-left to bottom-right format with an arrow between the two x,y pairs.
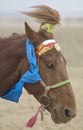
25,22 -> 40,44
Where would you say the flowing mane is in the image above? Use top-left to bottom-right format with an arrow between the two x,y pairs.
23,5 -> 60,24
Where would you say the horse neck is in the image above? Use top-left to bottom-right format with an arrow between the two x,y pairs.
0,35 -> 27,84
0,35 -> 26,64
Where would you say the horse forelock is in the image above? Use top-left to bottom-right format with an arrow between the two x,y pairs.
22,5 -> 61,25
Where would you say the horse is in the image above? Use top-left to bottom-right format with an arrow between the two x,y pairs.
0,5 -> 76,124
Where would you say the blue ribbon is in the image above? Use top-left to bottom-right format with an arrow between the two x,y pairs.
1,39 -> 41,103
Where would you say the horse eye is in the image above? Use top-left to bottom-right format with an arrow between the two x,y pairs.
47,62 -> 54,69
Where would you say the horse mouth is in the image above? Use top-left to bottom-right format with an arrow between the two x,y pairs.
51,108 -> 74,124
51,109 -> 62,124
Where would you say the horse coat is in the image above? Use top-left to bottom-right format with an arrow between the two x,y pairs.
1,39 -> 41,102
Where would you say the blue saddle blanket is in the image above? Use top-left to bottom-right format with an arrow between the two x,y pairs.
1,39 -> 41,103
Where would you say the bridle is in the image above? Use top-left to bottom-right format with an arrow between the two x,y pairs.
36,39 -> 70,107
26,39 -> 70,127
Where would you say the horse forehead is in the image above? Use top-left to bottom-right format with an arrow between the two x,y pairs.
44,51 -> 65,67
42,48 -> 59,59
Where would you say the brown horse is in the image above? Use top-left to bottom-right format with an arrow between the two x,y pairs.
0,5 -> 76,124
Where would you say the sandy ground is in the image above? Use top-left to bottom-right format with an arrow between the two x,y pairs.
0,21 -> 83,130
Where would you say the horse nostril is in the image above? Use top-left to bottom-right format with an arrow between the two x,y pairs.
64,108 -> 72,119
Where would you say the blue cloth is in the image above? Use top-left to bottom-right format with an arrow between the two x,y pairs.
1,39 -> 41,103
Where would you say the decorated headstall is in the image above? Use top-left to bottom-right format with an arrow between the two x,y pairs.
36,39 -> 61,56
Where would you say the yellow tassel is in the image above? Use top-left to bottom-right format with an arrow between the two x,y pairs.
40,23 -> 55,33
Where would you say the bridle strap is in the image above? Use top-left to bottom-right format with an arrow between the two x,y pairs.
51,80 -> 70,89
40,80 -> 70,91
40,79 -> 70,107
35,39 -> 56,56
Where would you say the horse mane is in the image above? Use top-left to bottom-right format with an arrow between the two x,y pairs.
8,33 -> 26,40
0,33 -> 26,44
23,5 -> 60,25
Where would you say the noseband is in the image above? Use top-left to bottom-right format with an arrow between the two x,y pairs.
40,80 -> 70,107
36,39 -> 70,107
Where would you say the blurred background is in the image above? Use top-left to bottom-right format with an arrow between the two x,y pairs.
0,0 -> 83,130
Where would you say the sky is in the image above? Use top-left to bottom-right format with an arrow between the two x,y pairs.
0,0 -> 83,17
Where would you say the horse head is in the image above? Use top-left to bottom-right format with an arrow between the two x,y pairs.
22,5 -> 76,124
